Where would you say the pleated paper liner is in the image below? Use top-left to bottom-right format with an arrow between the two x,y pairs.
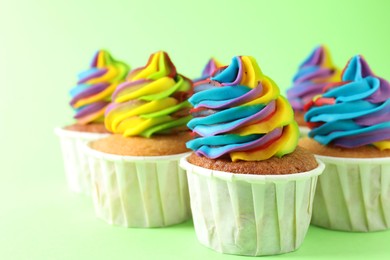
180,156 -> 325,256
54,127 -> 109,195
299,126 -> 310,138
83,142 -> 191,228
312,155 -> 390,232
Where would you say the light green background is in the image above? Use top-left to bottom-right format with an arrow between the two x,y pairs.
1,0 -> 390,259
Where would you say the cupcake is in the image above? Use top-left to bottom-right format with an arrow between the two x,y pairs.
286,45 -> 339,136
300,55 -> 390,232
55,50 -> 129,194
193,58 -> 224,84
180,55 -> 324,256
83,51 -> 193,227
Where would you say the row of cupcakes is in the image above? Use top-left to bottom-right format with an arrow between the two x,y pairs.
287,46 -> 390,230
55,49 -> 390,256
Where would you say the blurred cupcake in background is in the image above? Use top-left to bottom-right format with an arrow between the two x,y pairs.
181,55 -> 324,256
83,51 -> 193,228
55,50 -> 129,194
286,45 -> 339,136
300,55 -> 390,232
193,57 -> 225,84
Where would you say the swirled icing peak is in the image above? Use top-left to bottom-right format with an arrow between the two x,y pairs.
193,58 -> 224,83
287,45 -> 339,111
305,55 -> 390,150
105,51 -> 193,137
69,50 -> 129,124
187,56 -> 299,162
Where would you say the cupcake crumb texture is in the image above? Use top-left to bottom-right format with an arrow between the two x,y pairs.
64,123 -> 109,133
90,132 -> 192,156
187,146 -> 318,175
299,137 -> 390,158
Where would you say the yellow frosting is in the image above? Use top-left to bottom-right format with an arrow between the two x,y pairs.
187,55 -> 299,161
105,51 -> 192,137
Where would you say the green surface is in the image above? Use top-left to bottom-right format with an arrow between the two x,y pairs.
1,0 -> 390,259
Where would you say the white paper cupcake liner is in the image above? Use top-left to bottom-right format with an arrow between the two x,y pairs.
311,155 -> 390,232
299,126 -> 310,138
83,142 -> 191,228
180,157 -> 324,256
54,127 -> 109,195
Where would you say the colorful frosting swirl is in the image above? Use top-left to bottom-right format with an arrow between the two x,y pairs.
69,50 -> 129,124
187,56 -> 299,162
193,58 -> 224,83
287,45 -> 339,111
305,55 -> 390,150
105,51 -> 193,137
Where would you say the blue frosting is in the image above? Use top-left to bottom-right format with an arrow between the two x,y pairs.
305,55 -> 390,148
188,104 -> 265,136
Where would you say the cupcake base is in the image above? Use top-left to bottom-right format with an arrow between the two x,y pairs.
311,155 -> 390,232
54,127 -> 109,195
83,142 -> 191,228
293,110 -> 305,125
299,138 -> 390,231
63,123 -> 110,133
293,111 -> 310,138
180,155 -> 324,256
299,126 -> 310,138
299,137 -> 390,158
187,146 -> 318,175
90,132 -> 192,156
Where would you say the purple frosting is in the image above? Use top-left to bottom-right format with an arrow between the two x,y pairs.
78,68 -> 108,84
111,79 -> 150,100
70,82 -> 110,106
74,101 -> 108,119
343,54 -> 390,103
305,55 -> 390,148
195,127 -> 283,158
286,45 -> 338,111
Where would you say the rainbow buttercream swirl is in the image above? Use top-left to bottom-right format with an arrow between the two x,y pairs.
187,56 -> 299,162
305,55 -> 390,150
69,50 -> 129,124
193,58 -> 224,83
287,45 -> 339,111
105,51 -> 193,137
